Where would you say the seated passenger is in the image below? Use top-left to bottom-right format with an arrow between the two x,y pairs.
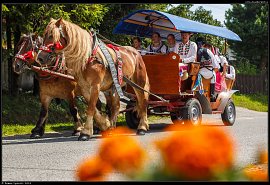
146,32 -> 168,54
178,31 -> 197,63
215,47 -> 228,77
178,31 -> 197,79
195,37 -> 219,101
132,37 -> 146,55
226,64 -> 236,80
167,34 -> 178,53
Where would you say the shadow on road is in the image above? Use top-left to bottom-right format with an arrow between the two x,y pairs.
2,121 -> 226,145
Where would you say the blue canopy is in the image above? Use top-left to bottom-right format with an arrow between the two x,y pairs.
113,9 -> 242,41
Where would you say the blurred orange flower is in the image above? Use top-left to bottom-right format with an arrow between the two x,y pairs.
156,126 -> 234,180
75,156 -> 112,181
243,164 -> 268,181
258,150 -> 268,164
98,127 -> 146,175
101,126 -> 133,137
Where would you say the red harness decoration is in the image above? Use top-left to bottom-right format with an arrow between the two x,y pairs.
107,44 -> 123,85
54,42 -> 64,50
39,42 -> 64,53
107,44 -> 120,51
87,45 -> 99,63
15,51 -> 34,62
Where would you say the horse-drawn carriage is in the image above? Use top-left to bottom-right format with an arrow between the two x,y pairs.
13,9 -> 241,140
113,9 -> 242,128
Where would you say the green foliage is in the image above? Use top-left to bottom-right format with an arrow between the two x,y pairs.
232,93 -> 268,112
2,4 -> 108,44
2,92 -> 87,125
192,6 -> 224,50
225,3 -> 268,70
167,4 -> 193,19
2,4 -> 9,12
233,57 -> 258,75
69,4 -> 108,30
134,165 -> 248,181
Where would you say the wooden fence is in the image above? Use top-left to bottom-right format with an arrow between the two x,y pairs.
233,72 -> 268,95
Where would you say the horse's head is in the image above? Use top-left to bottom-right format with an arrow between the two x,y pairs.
13,33 -> 43,74
37,18 -> 68,66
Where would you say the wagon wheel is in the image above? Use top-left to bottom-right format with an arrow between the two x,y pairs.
221,99 -> 236,126
125,104 -> 139,129
182,98 -> 202,126
170,110 -> 185,124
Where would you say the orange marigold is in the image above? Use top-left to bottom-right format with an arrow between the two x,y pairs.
102,126 -> 133,138
75,156 -> 112,181
98,127 -> 146,174
156,126 -> 234,180
258,150 -> 268,164
243,164 -> 268,181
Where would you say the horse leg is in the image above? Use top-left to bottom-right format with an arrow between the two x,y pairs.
68,98 -> 84,136
30,95 -> 52,139
104,91 -> 112,118
133,88 -> 149,135
107,90 -> 120,129
93,107 -> 111,131
78,85 -> 100,141
131,55 -> 150,135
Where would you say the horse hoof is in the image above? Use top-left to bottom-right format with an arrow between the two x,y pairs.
78,134 -> 90,141
30,133 -> 42,139
72,130 -> 81,136
136,129 -> 146,136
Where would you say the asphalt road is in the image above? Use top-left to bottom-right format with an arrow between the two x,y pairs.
2,107 -> 268,181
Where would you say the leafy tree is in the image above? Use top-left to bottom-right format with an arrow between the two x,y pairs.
191,6 -> 224,51
167,4 -> 193,19
225,3 -> 268,71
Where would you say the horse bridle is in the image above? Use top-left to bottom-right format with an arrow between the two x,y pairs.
14,34 -> 37,65
38,26 -> 98,64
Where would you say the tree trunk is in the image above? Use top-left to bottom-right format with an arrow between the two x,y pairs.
6,14 -> 15,96
260,53 -> 268,71
12,24 -> 21,96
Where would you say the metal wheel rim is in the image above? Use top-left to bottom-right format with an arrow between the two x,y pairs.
191,105 -> 200,125
227,104 -> 235,122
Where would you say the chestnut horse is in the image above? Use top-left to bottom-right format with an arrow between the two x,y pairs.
37,18 -> 150,140
13,33 -> 110,138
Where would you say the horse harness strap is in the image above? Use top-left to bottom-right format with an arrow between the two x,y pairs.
107,44 -> 123,86
96,39 -> 129,102
36,54 -> 67,80
122,76 -> 168,102
88,31 -> 100,64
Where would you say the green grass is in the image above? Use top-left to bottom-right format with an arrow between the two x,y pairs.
2,122 -> 74,136
232,93 -> 268,112
2,92 -> 88,125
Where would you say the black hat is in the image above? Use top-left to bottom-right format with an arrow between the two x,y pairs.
181,30 -> 193,35
196,37 -> 205,44
196,37 -> 205,48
